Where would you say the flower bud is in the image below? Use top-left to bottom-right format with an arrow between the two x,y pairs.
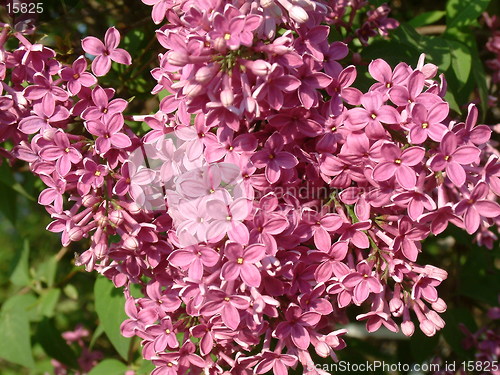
195,65 -> 217,83
183,82 -> 203,97
123,234 -> 140,251
419,319 -> 436,337
389,298 -> 404,316
94,243 -> 108,259
109,209 -> 124,226
213,37 -> 227,53
247,60 -> 271,76
167,51 -> 189,66
401,320 -> 415,336
289,5 -> 309,23
426,310 -> 445,329
431,298 -> 447,313
82,194 -> 100,207
68,226 -> 84,242
314,341 -> 331,358
220,89 -> 234,107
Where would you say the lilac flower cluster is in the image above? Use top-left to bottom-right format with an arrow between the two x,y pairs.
0,1 -> 499,374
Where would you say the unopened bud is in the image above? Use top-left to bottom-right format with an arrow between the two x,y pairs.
123,235 -> 140,251
289,5 -> 309,23
167,51 -> 189,66
248,60 -> 271,76
389,298 -> 404,316
109,210 -> 124,226
82,195 -> 100,207
419,319 -> 436,337
431,298 -> 447,313
401,320 -> 415,336
68,226 -> 84,242
220,89 -> 234,107
195,65 -> 217,83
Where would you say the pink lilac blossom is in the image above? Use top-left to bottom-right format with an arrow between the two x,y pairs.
0,3 -> 499,375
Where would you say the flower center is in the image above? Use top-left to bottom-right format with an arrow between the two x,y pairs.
65,147 -> 70,153
394,159 -> 402,164
165,329 -> 171,334
237,257 -> 244,264
73,73 -> 80,79
224,33 -> 231,40
224,297 -> 230,302
226,215 -> 232,221
95,170 -> 101,176
422,122 -> 429,129
103,108 -> 108,114
371,113 -> 377,119
386,82 -> 392,88
444,155 -> 450,161
268,154 -> 275,159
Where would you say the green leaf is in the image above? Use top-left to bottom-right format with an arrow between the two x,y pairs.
446,40 -> 472,85
446,0 -> 491,31
408,10 -> 446,28
35,255 -> 58,288
2,293 -> 39,322
94,276 -> 131,360
36,288 -> 61,318
391,24 -> 451,72
9,239 -> 30,287
89,324 -> 105,350
63,284 -> 79,300
87,359 -> 128,375
0,298 -> 35,368
444,89 -> 462,115
35,318 -> 79,369
443,29 -> 489,115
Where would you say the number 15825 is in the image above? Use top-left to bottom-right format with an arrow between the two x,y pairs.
6,2 -> 44,14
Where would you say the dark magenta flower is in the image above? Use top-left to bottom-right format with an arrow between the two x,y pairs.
251,132 -> 298,184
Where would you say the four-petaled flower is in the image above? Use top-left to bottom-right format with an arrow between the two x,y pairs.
429,131 -> 481,187
251,132 -> 298,184
221,242 -> 266,287
82,27 -> 132,76
372,144 -> 425,189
